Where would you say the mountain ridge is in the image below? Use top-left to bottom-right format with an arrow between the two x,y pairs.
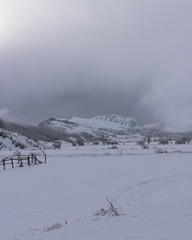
40,114 -> 143,133
1,114 -> 191,150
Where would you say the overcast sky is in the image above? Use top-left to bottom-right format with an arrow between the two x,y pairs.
0,0 -> 191,130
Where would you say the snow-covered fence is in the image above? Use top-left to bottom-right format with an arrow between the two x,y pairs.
0,153 -> 46,170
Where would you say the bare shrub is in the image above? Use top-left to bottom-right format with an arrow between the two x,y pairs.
93,198 -> 120,217
72,141 -> 77,146
0,132 -> 7,138
106,198 -> 120,216
111,145 -> 118,149
94,208 -> 109,216
14,141 -> 25,149
155,148 -> 168,154
107,140 -> 118,145
175,137 -> 190,144
159,138 -> 169,145
43,222 -> 62,232
53,141 -> 61,149
136,140 -> 149,149
77,137 -> 84,146
100,134 -> 108,145
92,141 -> 100,145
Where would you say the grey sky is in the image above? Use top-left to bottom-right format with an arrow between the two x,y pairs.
0,0 -> 191,131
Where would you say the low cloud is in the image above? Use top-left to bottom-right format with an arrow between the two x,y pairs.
0,108 -> 10,119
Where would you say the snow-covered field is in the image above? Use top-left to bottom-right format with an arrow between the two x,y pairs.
1,143 -> 192,240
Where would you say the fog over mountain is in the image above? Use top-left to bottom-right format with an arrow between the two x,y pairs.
0,0 -> 191,131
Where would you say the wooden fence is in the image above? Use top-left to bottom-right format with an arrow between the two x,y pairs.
0,153 -> 46,170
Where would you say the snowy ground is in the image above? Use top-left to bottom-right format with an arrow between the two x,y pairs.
0,142 -> 192,240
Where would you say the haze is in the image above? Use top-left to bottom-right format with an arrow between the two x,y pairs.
0,0 -> 191,131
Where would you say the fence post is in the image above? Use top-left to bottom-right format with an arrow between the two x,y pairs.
11,159 -> 14,168
17,153 -> 20,163
44,153 -> 47,164
27,156 -> 30,166
3,160 -> 5,170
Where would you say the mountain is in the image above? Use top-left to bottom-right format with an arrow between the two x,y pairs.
1,115 -> 191,150
38,114 -> 146,142
72,114 -> 141,129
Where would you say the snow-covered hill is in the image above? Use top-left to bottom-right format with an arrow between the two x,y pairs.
0,128 -> 42,151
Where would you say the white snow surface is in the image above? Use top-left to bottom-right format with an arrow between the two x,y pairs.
1,143 -> 192,240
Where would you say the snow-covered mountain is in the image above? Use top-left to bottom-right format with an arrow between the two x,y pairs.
41,114 -> 142,130
1,115 -> 191,150
72,114 -> 141,129
39,114 -> 146,142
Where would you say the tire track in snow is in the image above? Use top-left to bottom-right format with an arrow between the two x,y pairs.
113,173 -> 192,211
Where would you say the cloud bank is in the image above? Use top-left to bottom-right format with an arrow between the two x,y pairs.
0,0 -> 191,130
